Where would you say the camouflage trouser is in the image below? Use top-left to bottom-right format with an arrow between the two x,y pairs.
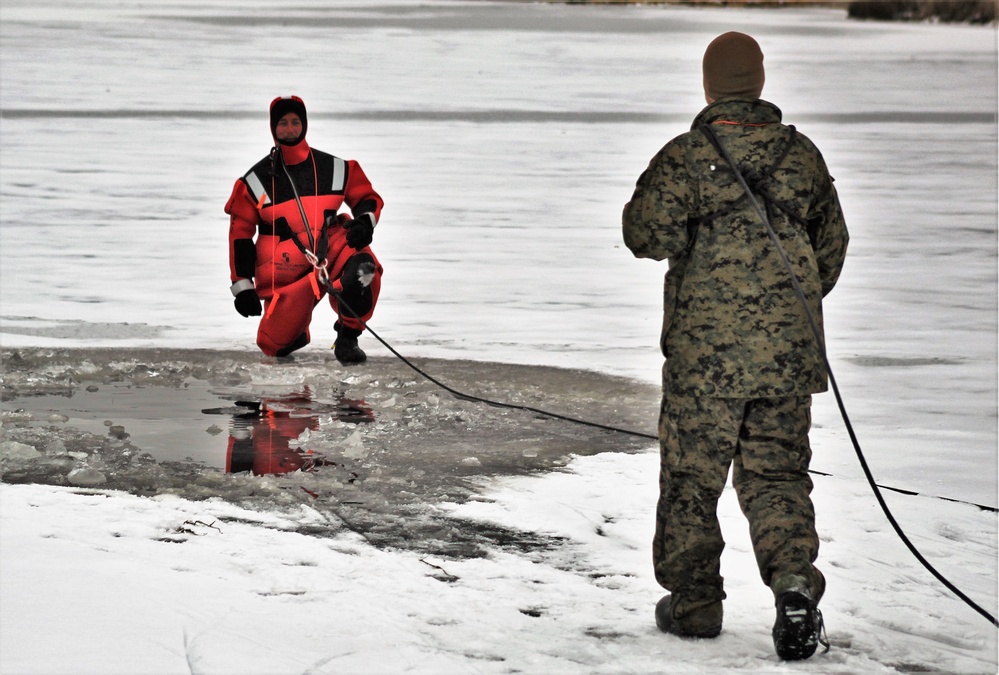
653,391 -> 825,607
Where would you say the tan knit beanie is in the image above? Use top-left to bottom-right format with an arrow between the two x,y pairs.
702,32 -> 765,101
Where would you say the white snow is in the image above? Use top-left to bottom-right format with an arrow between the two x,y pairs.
1,1 -> 997,673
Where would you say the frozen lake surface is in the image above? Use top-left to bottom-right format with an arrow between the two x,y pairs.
1,1 -> 996,673
0,0 -> 995,505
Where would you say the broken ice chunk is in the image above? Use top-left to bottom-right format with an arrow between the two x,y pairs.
1,440 -> 40,461
67,466 -> 107,486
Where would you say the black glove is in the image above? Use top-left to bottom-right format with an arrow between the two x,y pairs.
234,289 -> 262,317
344,213 -> 374,250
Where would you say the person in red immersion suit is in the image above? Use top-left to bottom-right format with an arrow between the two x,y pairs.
225,96 -> 385,363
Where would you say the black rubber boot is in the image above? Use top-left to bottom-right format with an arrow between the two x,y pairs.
333,325 -> 366,365
655,594 -> 722,639
772,591 -> 827,660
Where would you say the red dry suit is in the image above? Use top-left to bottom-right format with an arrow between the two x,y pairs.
225,136 -> 384,357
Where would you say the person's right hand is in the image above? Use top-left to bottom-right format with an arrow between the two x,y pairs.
234,289 -> 262,317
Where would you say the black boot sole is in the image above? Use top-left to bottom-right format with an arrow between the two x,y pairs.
773,591 -> 820,660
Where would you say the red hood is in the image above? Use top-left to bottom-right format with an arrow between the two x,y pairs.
278,138 -> 311,165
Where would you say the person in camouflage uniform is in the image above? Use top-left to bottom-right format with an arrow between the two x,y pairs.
622,32 -> 848,660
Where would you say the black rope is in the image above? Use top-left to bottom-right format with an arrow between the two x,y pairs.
328,284 -> 997,515
303,142 -> 995,621
276,146 -> 318,253
331,290 -> 655,439
701,123 -> 998,628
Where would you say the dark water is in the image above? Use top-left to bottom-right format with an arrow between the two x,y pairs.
202,386 -> 374,476
8,380 -> 373,475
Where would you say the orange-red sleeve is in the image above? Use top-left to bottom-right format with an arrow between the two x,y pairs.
224,179 -> 260,282
344,160 -> 384,224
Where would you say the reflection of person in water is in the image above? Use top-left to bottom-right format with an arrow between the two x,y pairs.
226,396 -> 317,476
221,390 -> 374,476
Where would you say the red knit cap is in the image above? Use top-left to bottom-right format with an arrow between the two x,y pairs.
702,32 -> 765,101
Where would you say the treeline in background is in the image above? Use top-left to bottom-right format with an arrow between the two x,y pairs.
565,0 -> 996,24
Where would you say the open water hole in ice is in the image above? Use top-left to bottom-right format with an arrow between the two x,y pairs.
2,349 -> 663,554
8,381 -> 372,474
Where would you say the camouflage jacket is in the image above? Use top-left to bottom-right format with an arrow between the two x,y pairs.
623,99 -> 848,398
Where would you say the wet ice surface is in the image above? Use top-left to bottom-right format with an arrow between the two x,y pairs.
1,347 -> 658,556
0,2 -> 996,672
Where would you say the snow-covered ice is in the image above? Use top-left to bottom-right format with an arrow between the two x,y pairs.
1,1 -> 997,673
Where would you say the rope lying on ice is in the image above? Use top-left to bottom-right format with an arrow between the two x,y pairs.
331,295 -> 650,439
700,123 -> 998,629
293,156 -> 996,627
333,291 -> 999,624
328,291 -> 998,516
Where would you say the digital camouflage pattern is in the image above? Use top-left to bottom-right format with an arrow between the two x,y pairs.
654,393 -> 826,616
623,98 -> 848,399
624,98 -> 844,626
